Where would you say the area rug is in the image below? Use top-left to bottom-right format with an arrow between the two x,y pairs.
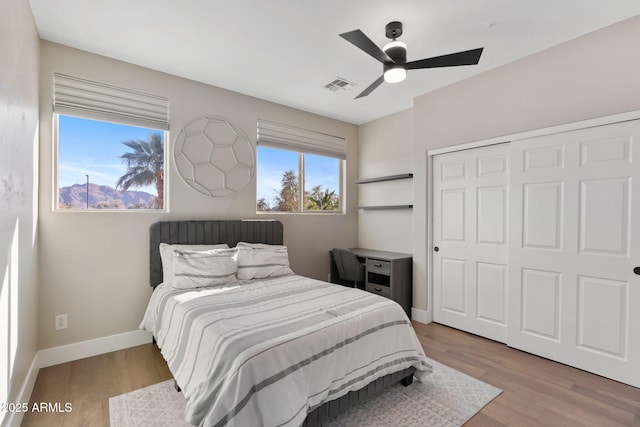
109,358 -> 501,427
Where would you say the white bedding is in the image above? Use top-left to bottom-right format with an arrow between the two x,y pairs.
141,274 -> 432,427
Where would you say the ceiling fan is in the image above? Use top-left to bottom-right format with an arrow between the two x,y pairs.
340,21 -> 484,99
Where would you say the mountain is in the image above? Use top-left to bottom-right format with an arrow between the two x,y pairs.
58,183 -> 156,209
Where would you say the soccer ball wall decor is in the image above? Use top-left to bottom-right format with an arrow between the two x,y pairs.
174,117 -> 254,197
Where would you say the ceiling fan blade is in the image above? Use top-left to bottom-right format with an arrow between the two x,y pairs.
406,47 -> 484,70
355,75 -> 385,99
340,29 -> 393,64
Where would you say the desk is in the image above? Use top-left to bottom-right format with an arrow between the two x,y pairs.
330,248 -> 412,316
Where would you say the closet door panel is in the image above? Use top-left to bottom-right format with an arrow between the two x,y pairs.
508,119 -> 640,388
433,143 -> 509,342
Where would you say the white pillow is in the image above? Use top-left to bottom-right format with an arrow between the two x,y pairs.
160,243 -> 229,286
172,248 -> 239,289
236,242 -> 293,280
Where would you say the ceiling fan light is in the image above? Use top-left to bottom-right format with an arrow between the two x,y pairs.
383,40 -> 407,52
384,66 -> 406,83
383,39 -> 407,83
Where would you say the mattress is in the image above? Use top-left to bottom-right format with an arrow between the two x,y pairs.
141,274 -> 432,427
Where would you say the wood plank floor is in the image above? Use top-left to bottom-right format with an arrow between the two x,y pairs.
21,343 -> 173,427
413,322 -> 640,427
22,322 -> 640,426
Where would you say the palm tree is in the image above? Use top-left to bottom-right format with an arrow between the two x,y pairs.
305,185 -> 339,210
115,133 -> 164,208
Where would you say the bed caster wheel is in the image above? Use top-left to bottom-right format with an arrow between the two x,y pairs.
401,375 -> 413,386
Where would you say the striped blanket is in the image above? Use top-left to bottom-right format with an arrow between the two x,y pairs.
141,275 -> 432,427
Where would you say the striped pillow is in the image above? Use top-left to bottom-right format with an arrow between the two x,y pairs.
236,242 -> 293,280
172,248 -> 238,289
160,243 -> 230,287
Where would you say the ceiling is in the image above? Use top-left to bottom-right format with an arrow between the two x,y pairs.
29,0 -> 640,125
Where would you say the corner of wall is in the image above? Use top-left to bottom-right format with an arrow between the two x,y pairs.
0,0 -> 41,425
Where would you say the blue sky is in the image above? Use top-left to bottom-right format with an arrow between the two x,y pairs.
58,115 -> 163,195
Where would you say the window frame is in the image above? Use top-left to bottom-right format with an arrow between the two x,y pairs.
256,119 -> 346,215
300,151 -> 344,214
53,113 -> 170,212
256,146 -> 344,214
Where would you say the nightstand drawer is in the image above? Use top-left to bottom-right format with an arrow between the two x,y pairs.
366,283 -> 391,298
367,259 -> 390,275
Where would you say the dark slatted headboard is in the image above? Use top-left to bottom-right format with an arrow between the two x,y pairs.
149,220 -> 284,287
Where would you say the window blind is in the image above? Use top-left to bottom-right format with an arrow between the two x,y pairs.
53,73 -> 169,130
257,119 -> 346,159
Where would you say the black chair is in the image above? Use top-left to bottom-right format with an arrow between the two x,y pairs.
331,248 -> 365,288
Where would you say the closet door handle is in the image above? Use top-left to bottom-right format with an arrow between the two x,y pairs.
634,267 -> 640,275
434,246 -> 439,252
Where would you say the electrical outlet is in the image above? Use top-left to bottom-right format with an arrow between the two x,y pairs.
55,314 -> 68,330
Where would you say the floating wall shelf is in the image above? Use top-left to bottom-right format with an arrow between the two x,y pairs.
357,205 -> 414,211
356,173 -> 414,211
354,173 -> 413,184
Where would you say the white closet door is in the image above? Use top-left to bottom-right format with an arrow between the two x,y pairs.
508,120 -> 640,387
433,143 -> 510,342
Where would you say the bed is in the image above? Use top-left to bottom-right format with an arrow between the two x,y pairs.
141,220 -> 432,427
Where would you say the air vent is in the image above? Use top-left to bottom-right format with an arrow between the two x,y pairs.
324,77 -> 357,92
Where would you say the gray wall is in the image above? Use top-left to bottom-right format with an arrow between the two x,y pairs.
358,108 -> 414,254
357,16 -> 640,314
38,42 -> 359,349
0,0 -> 40,421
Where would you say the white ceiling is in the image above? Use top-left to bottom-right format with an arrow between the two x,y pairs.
29,0 -> 640,125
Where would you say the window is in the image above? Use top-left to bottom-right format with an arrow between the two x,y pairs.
303,153 -> 341,211
56,115 -> 167,210
256,120 -> 344,213
53,74 -> 169,211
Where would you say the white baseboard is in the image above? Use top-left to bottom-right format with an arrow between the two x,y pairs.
3,356 -> 39,427
35,329 -> 153,369
411,307 -> 432,324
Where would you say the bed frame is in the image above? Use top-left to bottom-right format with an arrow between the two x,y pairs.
149,219 -> 415,425
149,219 -> 284,287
